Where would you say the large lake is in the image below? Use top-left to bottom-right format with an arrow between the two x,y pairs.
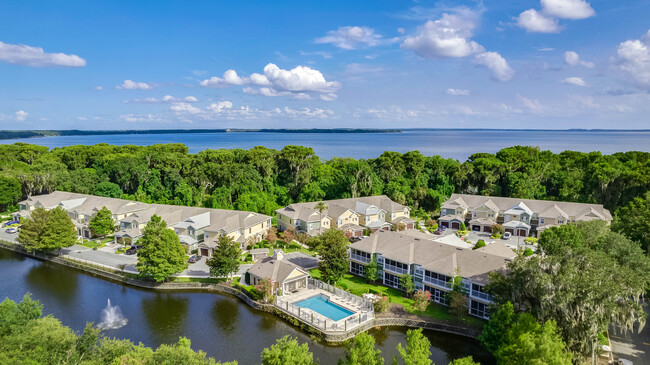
0,249 -> 493,364
2,129 -> 649,160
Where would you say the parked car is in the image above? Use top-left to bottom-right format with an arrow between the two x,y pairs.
125,245 -> 143,255
5,227 -> 18,234
502,232 -> 512,240
187,255 -> 201,263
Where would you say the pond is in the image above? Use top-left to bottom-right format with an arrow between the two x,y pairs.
0,249 -> 494,364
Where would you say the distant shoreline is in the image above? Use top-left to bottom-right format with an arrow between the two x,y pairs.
1,128 -> 649,141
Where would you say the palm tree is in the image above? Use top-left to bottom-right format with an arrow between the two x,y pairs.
315,201 -> 327,235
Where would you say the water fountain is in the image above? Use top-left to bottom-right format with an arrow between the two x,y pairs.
97,298 -> 128,330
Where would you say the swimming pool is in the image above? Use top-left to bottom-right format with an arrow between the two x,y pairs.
294,294 -> 354,321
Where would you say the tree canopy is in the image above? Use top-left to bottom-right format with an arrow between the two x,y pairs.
17,206 -> 77,253
315,229 -> 350,283
88,206 -> 114,238
260,336 -> 315,365
136,215 -> 189,282
206,235 -> 242,278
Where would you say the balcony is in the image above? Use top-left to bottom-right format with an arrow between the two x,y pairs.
470,290 -> 494,302
423,276 -> 452,289
384,263 -> 408,275
349,253 -> 370,263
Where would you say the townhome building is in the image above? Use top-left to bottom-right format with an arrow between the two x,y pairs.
348,230 -> 517,319
438,194 -> 612,237
275,195 -> 414,237
15,191 -> 272,256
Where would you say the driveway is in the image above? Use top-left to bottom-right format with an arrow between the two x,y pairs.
610,305 -> 650,364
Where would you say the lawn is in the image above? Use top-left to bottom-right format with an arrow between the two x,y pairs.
78,240 -> 106,250
309,269 -> 485,327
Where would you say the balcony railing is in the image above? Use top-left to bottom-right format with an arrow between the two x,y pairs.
423,276 -> 452,289
470,290 -> 494,302
384,264 -> 408,275
349,253 -> 370,263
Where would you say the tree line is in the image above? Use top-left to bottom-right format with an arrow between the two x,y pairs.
1,143 -> 649,218
0,294 -> 477,365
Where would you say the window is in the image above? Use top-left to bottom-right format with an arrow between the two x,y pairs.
473,212 -> 477,218
540,218 -> 545,225
350,261 -> 365,276
488,213 -> 493,218
505,215 -> 510,222
441,209 -> 447,216
353,217 -> 357,222
205,232 -> 209,238
558,220 -> 564,224
470,300 -> 489,319
385,259 -> 408,271
424,285 -> 449,305
383,272 -> 403,290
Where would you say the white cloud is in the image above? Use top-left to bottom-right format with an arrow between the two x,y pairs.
206,101 -> 233,112
117,80 -> 153,90
201,63 -> 340,100
315,26 -> 391,50
95,86 -> 103,91
562,77 -> 587,86
120,114 -> 162,123
564,51 -> 595,68
541,0 -> 595,20
169,100 -> 334,121
401,12 -> 484,58
15,110 -> 28,121
124,95 -> 198,104
446,88 -> 470,96
517,94 -> 543,111
473,52 -> 514,81
0,41 -> 86,67
516,9 -> 560,33
614,30 -> 650,91
170,102 -> 201,114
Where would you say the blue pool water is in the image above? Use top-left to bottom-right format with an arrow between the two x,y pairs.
294,294 -> 354,321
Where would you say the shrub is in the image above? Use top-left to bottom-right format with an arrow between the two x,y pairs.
525,237 -> 538,244
246,245 -> 253,250
523,248 -> 534,256
413,290 -> 431,312
491,233 -> 502,239
425,218 -> 436,227
460,222 -> 467,231
374,296 -> 390,313
456,230 -> 469,237
491,224 -> 504,235
473,240 -> 486,250
116,247 -> 126,254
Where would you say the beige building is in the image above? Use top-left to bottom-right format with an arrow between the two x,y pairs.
275,195 -> 414,237
438,194 -> 612,237
15,191 -> 272,256
246,250 -> 310,294
348,230 -> 517,319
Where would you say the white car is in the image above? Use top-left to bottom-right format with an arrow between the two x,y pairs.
5,227 -> 18,234
502,232 -> 512,240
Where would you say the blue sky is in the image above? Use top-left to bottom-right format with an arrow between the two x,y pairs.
1,0 -> 649,129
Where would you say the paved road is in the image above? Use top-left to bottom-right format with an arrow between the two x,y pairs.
610,306 -> 650,364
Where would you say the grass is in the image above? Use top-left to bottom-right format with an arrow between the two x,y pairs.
309,269 -> 485,327
78,240 -> 106,249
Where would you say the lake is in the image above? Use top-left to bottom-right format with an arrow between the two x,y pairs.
2,129 -> 649,160
0,249 -> 493,364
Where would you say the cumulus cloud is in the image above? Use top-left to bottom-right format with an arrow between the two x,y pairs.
517,94 -> 543,111
516,0 -> 595,33
170,100 -> 334,121
120,114 -> 162,123
473,52 -> 514,81
124,95 -> 198,104
315,26 -> 391,50
170,102 -> 201,114
95,86 -> 103,91
562,77 -> 587,86
446,88 -> 470,96
15,110 -> 28,121
541,0 -> 595,20
0,41 -> 86,67
401,12 -> 484,58
516,9 -> 560,33
201,63 -> 340,100
117,80 -> 153,90
564,51 -> 595,68
614,30 -> 650,91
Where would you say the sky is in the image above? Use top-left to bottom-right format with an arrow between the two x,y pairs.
1,0 -> 649,130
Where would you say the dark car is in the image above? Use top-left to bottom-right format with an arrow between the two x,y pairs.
187,255 -> 201,263
125,245 -> 143,255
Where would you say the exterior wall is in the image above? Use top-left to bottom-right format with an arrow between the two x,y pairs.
285,268 -> 307,281
389,208 -> 410,221
332,210 -> 360,228
276,213 -> 294,231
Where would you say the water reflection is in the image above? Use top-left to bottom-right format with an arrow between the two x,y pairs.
0,249 -> 25,262
141,293 -> 189,345
211,297 -> 239,335
26,262 -> 78,305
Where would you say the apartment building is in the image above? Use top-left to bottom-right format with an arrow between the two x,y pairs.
438,194 -> 612,237
348,230 -> 517,319
275,195 -> 414,237
15,191 -> 272,257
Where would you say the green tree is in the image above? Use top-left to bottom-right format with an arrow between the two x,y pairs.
206,235 -> 242,278
495,314 -> 572,365
364,256 -> 380,283
317,229 -> 350,283
0,176 -> 22,212
449,357 -> 479,365
478,302 -> 516,353
612,192 -> 650,252
39,206 -> 77,254
396,328 -> 432,365
94,181 -> 123,198
412,290 -> 431,312
261,336 -> 315,365
446,274 -> 468,318
400,274 -> 415,296
88,206 -> 114,238
136,215 -> 188,282
340,332 -> 384,365
17,207 -> 49,252
315,201 -> 327,235
473,240 -> 486,250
